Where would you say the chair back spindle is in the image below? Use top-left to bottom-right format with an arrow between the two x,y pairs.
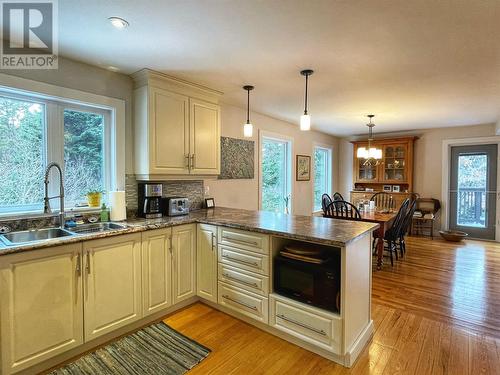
323,200 -> 362,220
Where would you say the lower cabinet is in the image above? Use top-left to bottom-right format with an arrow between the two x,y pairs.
0,243 -> 83,374
196,224 -> 218,302
83,233 -> 142,341
142,228 -> 172,316
172,224 -> 197,304
218,282 -> 269,323
269,294 -> 342,354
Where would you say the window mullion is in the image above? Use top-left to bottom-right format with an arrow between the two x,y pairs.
45,102 -> 64,211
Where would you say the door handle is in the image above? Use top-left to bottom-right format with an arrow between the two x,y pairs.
76,254 -> 81,276
190,154 -> 195,169
185,154 -> 190,170
86,252 -> 91,274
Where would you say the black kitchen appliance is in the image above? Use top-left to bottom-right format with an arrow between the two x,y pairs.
137,183 -> 163,219
274,246 -> 340,313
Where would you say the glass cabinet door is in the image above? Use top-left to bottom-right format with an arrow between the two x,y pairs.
383,145 -> 407,181
357,158 -> 378,181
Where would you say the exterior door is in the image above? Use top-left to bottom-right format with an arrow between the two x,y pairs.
449,144 -> 497,240
84,233 -> 142,341
0,244 -> 83,374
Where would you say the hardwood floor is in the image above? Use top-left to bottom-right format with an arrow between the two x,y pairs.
165,236 -> 500,375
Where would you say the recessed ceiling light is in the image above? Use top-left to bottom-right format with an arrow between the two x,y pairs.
108,17 -> 129,29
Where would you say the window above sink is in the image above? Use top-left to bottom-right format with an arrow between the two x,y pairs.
0,85 -> 121,217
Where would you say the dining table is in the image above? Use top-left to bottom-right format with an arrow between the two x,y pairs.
325,209 -> 397,270
357,210 -> 398,270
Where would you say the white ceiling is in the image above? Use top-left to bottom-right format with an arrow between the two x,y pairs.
59,0 -> 500,136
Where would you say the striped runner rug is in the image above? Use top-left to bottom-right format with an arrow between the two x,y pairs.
51,322 -> 211,375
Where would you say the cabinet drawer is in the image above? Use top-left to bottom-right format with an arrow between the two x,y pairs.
270,294 -> 341,354
218,263 -> 269,296
218,227 -> 269,254
218,282 -> 268,323
218,244 -> 269,276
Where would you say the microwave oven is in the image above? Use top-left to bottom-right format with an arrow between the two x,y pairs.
273,253 -> 340,313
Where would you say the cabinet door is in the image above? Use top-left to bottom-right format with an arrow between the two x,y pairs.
196,224 -> 217,302
172,224 -> 197,304
151,87 -> 190,174
0,244 -> 83,374
189,98 -> 221,175
382,144 -> 408,183
142,228 -> 172,316
84,234 -> 142,341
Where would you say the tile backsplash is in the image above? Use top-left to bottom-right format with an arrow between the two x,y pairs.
125,174 -> 205,212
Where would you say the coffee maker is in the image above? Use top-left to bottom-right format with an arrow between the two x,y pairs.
138,183 -> 163,218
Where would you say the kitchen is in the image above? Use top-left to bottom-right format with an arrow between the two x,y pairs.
1,1 -> 500,375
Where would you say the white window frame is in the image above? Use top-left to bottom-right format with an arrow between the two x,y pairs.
0,73 -> 125,218
312,143 -> 333,213
258,130 -> 293,214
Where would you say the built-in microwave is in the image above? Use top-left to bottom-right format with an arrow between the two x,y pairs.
274,254 -> 340,313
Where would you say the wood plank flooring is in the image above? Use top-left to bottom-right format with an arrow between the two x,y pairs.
165,236 -> 500,374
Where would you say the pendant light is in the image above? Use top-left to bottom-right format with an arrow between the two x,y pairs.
243,85 -> 254,137
300,69 -> 314,131
357,115 -> 382,163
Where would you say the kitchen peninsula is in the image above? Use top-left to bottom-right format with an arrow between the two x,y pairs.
0,207 -> 377,374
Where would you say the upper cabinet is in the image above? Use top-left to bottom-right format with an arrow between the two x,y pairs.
352,137 -> 416,192
133,69 -> 222,180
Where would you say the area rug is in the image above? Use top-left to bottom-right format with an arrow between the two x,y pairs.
50,322 -> 211,375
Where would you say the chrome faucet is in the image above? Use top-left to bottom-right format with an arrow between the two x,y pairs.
43,162 -> 65,229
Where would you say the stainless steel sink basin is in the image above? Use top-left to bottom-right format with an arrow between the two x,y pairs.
68,222 -> 128,234
0,228 -> 74,245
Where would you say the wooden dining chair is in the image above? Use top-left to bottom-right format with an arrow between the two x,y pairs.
332,192 -> 344,201
374,198 -> 410,266
323,200 -> 361,220
398,199 -> 417,257
321,193 -> 333,213
370,192 -> 394,211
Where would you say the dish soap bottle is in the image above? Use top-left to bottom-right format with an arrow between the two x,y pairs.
100,203 -> 109,222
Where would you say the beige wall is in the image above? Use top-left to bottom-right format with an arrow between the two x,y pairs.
205,103 -> 339,216
339,123 -> 497,201
0,57 -> 135,173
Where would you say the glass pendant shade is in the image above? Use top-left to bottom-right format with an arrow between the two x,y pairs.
243,85 -> 254,137
300,114 -> 311,131
372,148 -> 383,159
243,122 -> 253,137
357,147 -> 368,158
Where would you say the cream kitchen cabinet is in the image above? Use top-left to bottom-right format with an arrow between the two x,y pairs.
0,243 -> 83,374
133,69 -> 222,179
142,228 -> 173,316
83,233 -> 142,342
172,224 -> 197,304
196,224 -> 218,302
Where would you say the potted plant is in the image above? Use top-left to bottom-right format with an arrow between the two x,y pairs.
86,190 -> 103,208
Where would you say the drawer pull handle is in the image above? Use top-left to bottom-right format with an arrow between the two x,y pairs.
222,253 -> 259,267
277,314 -> 327,336
222,294 -> 258,311
223,273 -> 259,288
223,235 -> 259,247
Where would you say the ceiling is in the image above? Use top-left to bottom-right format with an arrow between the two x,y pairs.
59,0 -> 500,136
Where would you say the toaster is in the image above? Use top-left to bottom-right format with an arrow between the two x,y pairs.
164,197 -> 189,216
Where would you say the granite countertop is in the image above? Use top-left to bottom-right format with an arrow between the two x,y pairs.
0,207 -> 379,256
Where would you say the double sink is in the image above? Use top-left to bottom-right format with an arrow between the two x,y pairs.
0,222 -> 128,246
